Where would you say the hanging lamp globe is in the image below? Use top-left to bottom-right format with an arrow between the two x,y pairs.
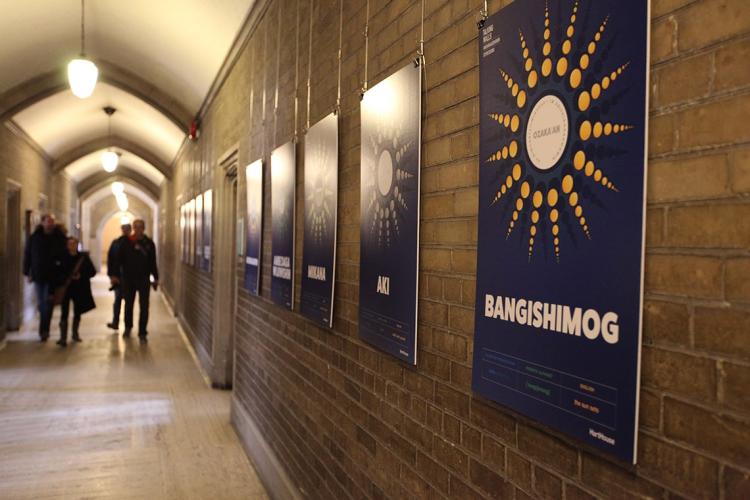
67,57 -> 98,98
101,150 -> 119,172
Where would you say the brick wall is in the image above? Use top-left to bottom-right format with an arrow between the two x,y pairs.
0,123 -> 53,341
163,0 -> 750,498
166,141 -> 216,367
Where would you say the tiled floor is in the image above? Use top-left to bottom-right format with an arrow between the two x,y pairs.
0,275 -> 268,499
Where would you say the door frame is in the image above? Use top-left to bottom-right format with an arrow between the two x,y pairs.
210,145 -> 239,388
4,179 -> 22,332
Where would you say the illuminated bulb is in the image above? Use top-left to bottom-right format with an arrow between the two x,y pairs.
101,151 -> 119,172
67,58 -> 98,99
115,192 -> 128,211
111,181 -> 124,194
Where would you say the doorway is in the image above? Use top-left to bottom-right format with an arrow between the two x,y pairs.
5,182 -> 22,331
211,148 -> 239,389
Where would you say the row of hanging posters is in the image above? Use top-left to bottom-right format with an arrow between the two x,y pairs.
472,0 -> 649,463
243,112 -> 340,326
241,62 -> 422,359
179,189 -> 213,271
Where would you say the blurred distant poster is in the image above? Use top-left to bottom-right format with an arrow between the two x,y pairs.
271,143 -> 296,309
244,160 -> 263,295
301,113 -> 338,327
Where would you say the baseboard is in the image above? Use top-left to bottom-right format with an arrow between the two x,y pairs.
160,289 -> 178,317
231,397 -> 302,500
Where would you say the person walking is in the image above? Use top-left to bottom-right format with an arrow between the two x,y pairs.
56,237 -> 97,346
23,214 -> 67,341
106,223 -> 131,330
118,219 -> 159,343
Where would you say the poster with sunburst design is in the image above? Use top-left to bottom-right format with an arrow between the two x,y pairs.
472,0 -> 649,463
359,63 -> 421,365
301,113 -> 338,327
187,198 -> 195,267
244,160 -> 263,295
271,142 -> 296,309
195,193 -> 203,266
202,189 -> 212,272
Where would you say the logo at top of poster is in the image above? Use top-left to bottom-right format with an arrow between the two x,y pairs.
485,1 -> 633,261
362,76 -> 417,249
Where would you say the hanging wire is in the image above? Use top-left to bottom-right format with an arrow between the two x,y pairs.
361,0 -> 370,97
478,0 -> 489,29
306,0 -> 314,130
80,0 -> 86,55
293,0 -> 301,138
415,0 -> 425,67
335,0 -> 343,113
273,1 -> 283,145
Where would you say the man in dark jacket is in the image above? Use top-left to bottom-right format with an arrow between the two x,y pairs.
106,223 -> 131,330
23,214 -> 67,341
57,237 -> 97,346
118,219 -> 159,342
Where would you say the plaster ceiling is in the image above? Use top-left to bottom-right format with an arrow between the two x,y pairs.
0,0 -> 255,114
63,149 -> 165,186
13,82 -> 184,163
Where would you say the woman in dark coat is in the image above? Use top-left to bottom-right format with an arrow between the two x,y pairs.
57,237 -> 97,346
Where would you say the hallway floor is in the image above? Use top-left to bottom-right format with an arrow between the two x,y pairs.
0,275 -> 268,499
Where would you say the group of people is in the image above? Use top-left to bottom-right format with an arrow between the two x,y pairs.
23,214 -> 159,346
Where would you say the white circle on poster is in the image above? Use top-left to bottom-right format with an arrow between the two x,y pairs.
526,94 -> 569,171
377,150 -> 394,196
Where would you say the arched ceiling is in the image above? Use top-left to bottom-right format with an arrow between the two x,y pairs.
0,0 -> 255,114
14,82 -> 184,163
62,149 -> 164,186
0,0 -> 256,185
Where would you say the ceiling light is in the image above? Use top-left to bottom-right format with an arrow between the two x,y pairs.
101,106 -> 119,172
68,58 -> 98,99
102,151 -> 119,172
68,0 -> 98,99
115,192 -> 129,212
111,181 -> 125,194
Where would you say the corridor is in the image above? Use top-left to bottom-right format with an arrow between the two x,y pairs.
0,275 -> 267,500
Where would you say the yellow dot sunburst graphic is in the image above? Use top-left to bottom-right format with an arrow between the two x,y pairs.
486,0 -> 634,262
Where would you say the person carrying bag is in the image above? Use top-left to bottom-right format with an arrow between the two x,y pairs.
56,237 -> 97,346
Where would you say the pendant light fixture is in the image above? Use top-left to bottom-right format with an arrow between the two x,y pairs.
101,106 -> 119,172
67,0 -> 98,99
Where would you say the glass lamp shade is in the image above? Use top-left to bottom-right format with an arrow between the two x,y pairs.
67,58 -> 99,99
111,181 -> 125,194
115,193 -> 129,212
101,151 -> 119,172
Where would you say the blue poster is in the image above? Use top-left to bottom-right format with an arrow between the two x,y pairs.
271,142 -> 296,309
472,0 -> 649,463
359,63 -> 421,365
202,189 -> 212,272
195,193 -> 203,267
244,160 -> 263,295
301,113 -> 338,327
